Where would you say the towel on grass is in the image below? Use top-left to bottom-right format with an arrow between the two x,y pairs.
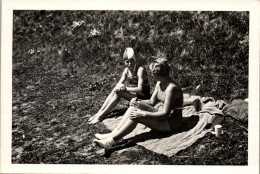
103,94 -> 225,157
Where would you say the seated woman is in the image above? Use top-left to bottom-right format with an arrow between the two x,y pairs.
88,47 -> 150,124
93,58 -> 183,149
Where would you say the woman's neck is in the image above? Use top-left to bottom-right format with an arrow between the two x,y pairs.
128,65 -> 137,72
159,76 -> 172,84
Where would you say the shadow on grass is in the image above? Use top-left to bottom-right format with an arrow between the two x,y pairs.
104,115 -> 200,157
106,108 -> 128,119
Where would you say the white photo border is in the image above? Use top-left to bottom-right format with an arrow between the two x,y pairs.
1,0 -> 259,173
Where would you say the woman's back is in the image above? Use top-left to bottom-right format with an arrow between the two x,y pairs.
157,82 -> 183,110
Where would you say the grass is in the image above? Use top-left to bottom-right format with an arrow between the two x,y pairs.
12,10 -> 248,165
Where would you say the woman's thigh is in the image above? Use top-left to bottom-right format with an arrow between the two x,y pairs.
135,117 -> 171,132
134,102 -> 167,130
137,101 -> 157,112
116,91 -> 137,101
128,103 -> 171,131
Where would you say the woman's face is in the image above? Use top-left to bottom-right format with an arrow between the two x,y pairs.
151,72 -> 160,81
125,58 -> 136,68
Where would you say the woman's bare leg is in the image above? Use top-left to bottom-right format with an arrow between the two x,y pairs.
89,94 -> 120,124
89,91 -> 136,124
95,103 -> 156,139
112,117 -> 138,141
88,88 -> 117,121
109,103 -> 162,140
114,102 -> 156,129
99,88 -> 117,112
109,106 -> 171,141
94,105 -> 171,149
183,98 -> 201,111
95,107 -> 138,142
95,106 -> 135,139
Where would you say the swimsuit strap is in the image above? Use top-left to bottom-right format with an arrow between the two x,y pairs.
173,107 -> 182,110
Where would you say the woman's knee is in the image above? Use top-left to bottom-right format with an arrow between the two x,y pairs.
124,106 -> 135,117
115,90 -> 125,97
112,87 -> 118,94
126,106 -> 135,112
110,88 -> 120,98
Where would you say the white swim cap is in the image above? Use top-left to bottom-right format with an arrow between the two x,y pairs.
123,47 -> 135,60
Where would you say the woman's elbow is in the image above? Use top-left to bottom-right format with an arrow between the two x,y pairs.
136,86 -> 143,92
149,98 -> 154,104
137,86 -> 143,92
162,111 -> 171,117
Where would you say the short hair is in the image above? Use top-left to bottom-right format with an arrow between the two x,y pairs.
149,58 -> 170,76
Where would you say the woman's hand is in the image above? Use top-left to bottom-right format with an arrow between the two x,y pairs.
129,97 -> 139,107
129,108 -> 146,119
115,83 -> 127,92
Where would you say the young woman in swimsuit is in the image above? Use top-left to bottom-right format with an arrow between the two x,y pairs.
88,47 -> 150,124
93,58 -> 184,149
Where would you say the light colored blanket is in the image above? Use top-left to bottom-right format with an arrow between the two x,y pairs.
103,94 -> 225,157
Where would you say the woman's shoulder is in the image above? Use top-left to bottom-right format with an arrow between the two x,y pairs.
122,67 -> 129,76
167,83 -> 181,92
123,67 -> 129,72
137,66 -> 148,76
155,81 -> 161,87
137,66 -> 145,72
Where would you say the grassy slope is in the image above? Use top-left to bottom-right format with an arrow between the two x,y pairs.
12,10 -> 248,164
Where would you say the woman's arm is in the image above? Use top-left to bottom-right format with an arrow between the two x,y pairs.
138,81 -> 159,106
139,84 -> 178,119
129,82 -> 159,107
117,68 -> 128,85
125,67 -> 145,92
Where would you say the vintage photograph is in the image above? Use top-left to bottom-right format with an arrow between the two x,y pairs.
12,10 -> 249,164
1,0 -> 259,173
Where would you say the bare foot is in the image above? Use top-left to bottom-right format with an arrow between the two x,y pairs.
89,116 -> 102,124
87,115 -> 96,122
95,133 -> 111,140
93,137 -> 115,150
88,113 -> 100,122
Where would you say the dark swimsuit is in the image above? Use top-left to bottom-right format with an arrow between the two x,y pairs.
168,108 -> 183,131
156,82 -> 183,131
127,67 -> 150,100
168,91 -> 183,131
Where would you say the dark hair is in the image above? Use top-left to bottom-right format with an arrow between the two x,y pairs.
149,58 -> 170,76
